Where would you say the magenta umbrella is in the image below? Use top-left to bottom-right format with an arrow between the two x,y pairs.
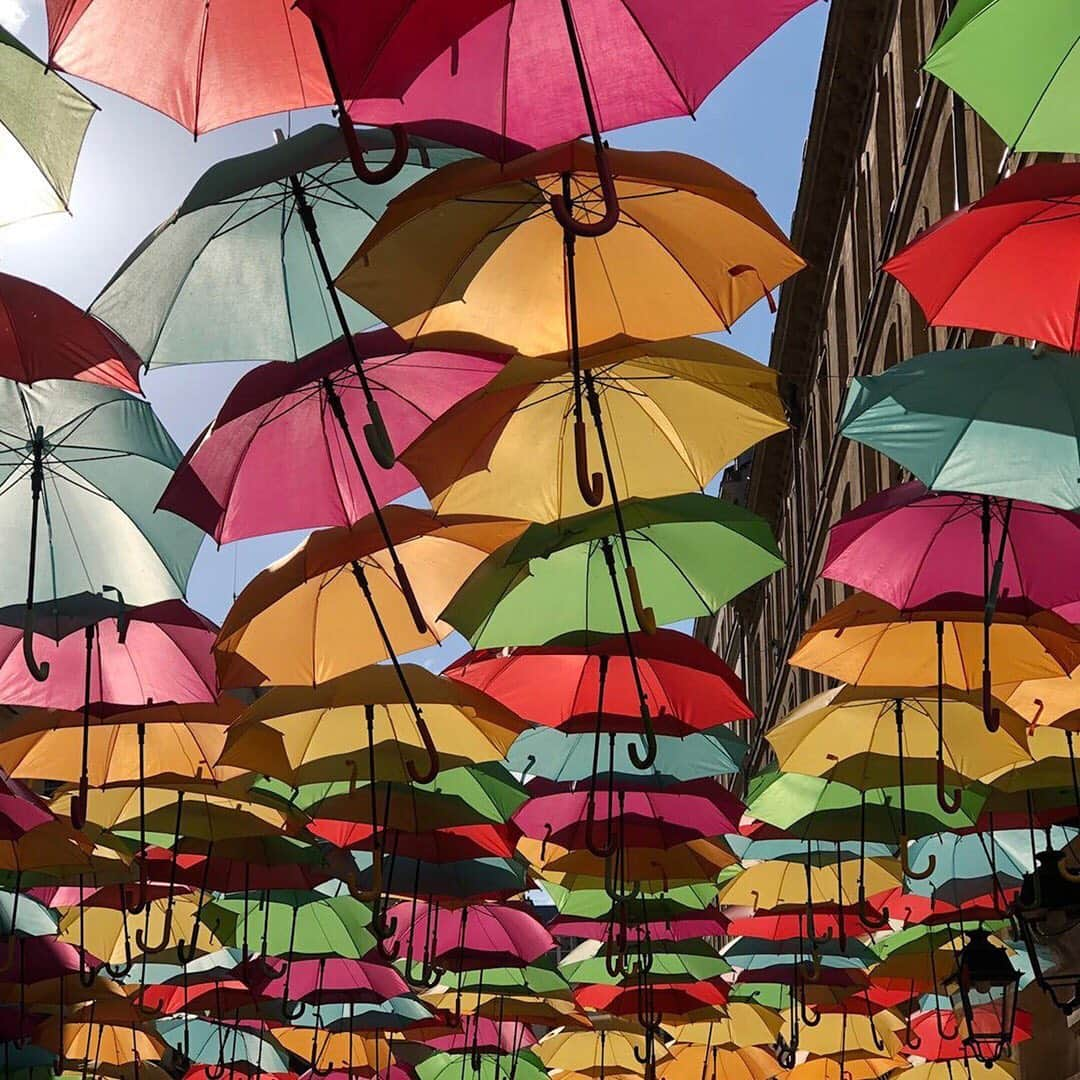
386,901 -> 554,972
159,329 -> 504,544
422,1017 -> 537,1054
0,769 -> 54,840
0,936 -> 84,984
300,0 -> 817,231
823,482 -> 1080,614
0,600 -> 217,713
262,957 -> 409,1009
513,787 -> 743,852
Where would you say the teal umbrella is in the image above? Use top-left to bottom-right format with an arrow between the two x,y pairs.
0,378 -> 201,679
506,725 -> 746,786
839,345 -> 1080,510
156,1016 -> 289,1073
443,494 -> 783,648
0,28 -> 95,229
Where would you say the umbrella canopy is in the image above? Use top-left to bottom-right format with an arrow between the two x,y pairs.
789,593 -> 1080,691
336,141 -> 803,354
443,495 -> 783,648
537,1024 -> 659,1074
0,274 -> 138,391
884,164 -> 1080,352
90,126 -> 471,370
923,0 -> 1079,152
159,332 -> 506,542
214,510 -> 526,688
839,345 -> 1080,510
657,1043 -> 781,1080
218,665 -> 528,786
715,859 -> 902,911
0,28 -> 95,230
823,483 -> 1080,616
446,629 -> 752,734
306,0 -> 817,162
400,340 -> 788,523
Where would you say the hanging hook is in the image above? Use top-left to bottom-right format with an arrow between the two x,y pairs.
406,707 -> 439,785
574,418 -> 605,506
900,836 -> 936,882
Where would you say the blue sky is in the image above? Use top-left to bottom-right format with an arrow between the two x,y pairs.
1,1 -> 827,655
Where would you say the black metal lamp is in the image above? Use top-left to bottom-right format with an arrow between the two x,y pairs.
946,927 -> 1020,1067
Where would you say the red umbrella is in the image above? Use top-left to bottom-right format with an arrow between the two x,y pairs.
159,329 -> 504,543
575,980 -> 728,1015
0,769 -> 55,839
885,163 -> 1080,352
0,273 -> 140,391
445,630 -> 752,735
302,0 -> 817,225
900,1007 -> 1033,1061
308,822 -> 519,862
726,912 -> 870,941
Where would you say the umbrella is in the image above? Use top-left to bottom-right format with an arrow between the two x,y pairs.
214,510 -> 526,688
0,28 -> 95,230
400,339 -> 788,523
0,274 -> 139,391
839,344 -> 1080,511
303,0 -> 816,208
714,859 -> 902,911
665,1007 -> 785,1049
923,0 -> 1079,152
537,1023 -> 659,1074
884,163 -> 1080,351
0,378 -> 202,681
157,1015 -> 290,1073
655,1042 -> 782,1080
443,494 -> 783,649
823,482 -> 1080,617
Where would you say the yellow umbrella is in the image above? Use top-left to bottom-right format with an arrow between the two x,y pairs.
980,724 -> 1080,793
400,340 -> 788,524
789,593 -> 1080,691
217,664 -> 528,786
37,1016 -> 167,1072
215,507 -> 526,688
537,1023 -> 661,1074
655,1043 -> 783,1080
783,1059 -> 909,1080
0,821 -> 98,878
901,1064 -> 1015,1080
781,1012 -> 904,1061
338,141 -> 804,357
1000,673 -> 1080,729
715,858 -> 902,911
665,1006 -> 785,1049
273,1027 -> 392,1073
420,987 -> 589,1026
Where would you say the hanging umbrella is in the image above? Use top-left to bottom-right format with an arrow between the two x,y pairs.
214,510 -> 526,689
38,1014 -> 168,1073
654,1042 -> 783,1080
665,1007 -> 786,1050
443,494 -> 782,649
416,1050 -> 546,1080
157,1015 -> 290,1073
1000,674 -> 1080,729
839,344 -> 1080,511
923,0 -> 1079,152
274,1026 -> 397,1074
823,483 -> 1080,617
0,28 -> 95,230
0,378 -> 202,681
347,853 -> 530,906
563,938 -> 732,988
400,339 -> 788,523
446,629 -> 752,734
715,859 -> 902,911
537,1023 -> 661,1075
0,274 -> 138,391
884,164 -> 1080,351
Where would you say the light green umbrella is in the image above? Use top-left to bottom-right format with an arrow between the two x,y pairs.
561,938 -> 731,986
924,0 -> 1080,153
840,345 -> 1080,510
418,1050 -> 548,1080
0,378 -> 202,676
443,493 -> 783,648
0,28 -> 95,229
91,124 -> 470,372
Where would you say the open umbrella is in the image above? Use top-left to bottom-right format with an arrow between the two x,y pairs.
884,164 -> 1080,351
0,28 -> 95,230
0,378 -> 202,681
923,0 -> 1079,152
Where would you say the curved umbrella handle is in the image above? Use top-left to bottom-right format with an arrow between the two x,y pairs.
936,758 -> 963,815
856,893 -> 890,931
1058,854 -> 1080,884
363,399 -> 397,469
802,947 -> 821,982
550,146 -> 620,238
982,672 -> 1000,733
134,900 -> 173,955
625,565 -> 656,635
69,774 -> 90,831
899,835 -> 935,882
21,605 -> 49,682
627,703 -> 657,770
799,995 -> 821,1028
574,420 -> 604,506
394,561 -> 429,638
406,708 -> 440,784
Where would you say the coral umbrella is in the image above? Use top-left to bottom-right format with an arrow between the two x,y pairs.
400,339 -> 788,523
214,510 -> 526,689
901,1007 -> 1033,1061
923,0 -> 1079,152
446,629 -> 752,735
0,28 -> 95,230
885,164 -> 1080,351
0,274 -> 138,391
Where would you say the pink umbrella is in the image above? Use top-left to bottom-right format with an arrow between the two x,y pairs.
263,958 -> 409,1010
301,0 -> 818,229
0,273 -> 141,391
387,901 -> 554,972
159,329 -> 504,544
823,483 -> 1080,615
0,600 -> 218,713
0,769 -> 54,840
418,1017 -> 536,1054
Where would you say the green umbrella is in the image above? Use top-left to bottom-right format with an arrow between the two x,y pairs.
0,28 -> 95,229
203,891 -> 376,961
839,345 -> 1080,510
418,1050 -> 548,1080
443,493 -> 783,648
544,880 -> 718,921
0,378 -> 202,678
561,938 -> 732,986
924,0 -> 1080,152
506,726 -> 746,785
435,963 -> 573,997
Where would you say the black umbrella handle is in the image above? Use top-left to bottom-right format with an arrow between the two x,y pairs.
23,427 -> 49,682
